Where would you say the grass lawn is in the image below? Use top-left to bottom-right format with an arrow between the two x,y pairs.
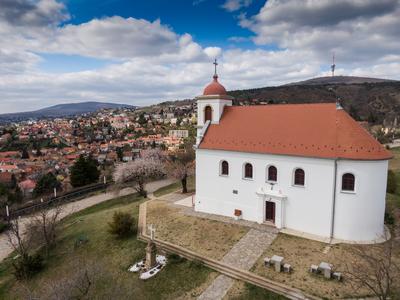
251,233 -> 400,299
224,281 -> 287,300
389,147 -> 400,171
147,199 -> 249,260
153,176 -> 195,197
0,193 -> 217,299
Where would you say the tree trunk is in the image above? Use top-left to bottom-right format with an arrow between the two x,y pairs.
181,176 -> 188,193
137,181 -> 147,198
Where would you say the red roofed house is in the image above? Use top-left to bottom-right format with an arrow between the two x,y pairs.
19,179 -> 36,198
194,68 -> 392,244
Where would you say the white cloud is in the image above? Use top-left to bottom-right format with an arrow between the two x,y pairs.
241,0 -> 400,66
0,48 -> 321,112
44,17 -> 181,60
0,0 -> 399,113
222,0 -> 252,12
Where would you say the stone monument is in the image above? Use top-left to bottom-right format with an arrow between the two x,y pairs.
145,224 -> 157,270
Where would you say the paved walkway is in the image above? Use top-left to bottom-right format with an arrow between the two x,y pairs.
198,228 -> 277,300
0,179 -> 173,262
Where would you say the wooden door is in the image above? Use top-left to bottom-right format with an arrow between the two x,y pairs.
265,202 -> 275,223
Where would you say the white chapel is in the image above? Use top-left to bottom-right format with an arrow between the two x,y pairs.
194,66 -> 392,243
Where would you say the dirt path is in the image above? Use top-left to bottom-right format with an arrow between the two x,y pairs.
0,179 -> 174,262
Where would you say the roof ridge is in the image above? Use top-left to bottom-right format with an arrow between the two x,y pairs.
228,102 -> 336,108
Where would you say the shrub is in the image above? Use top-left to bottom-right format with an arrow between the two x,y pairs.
387,170 -> 397,194
189,259 -> 203,269
74,234 -> 89,249
108,211 -> 136,238
0,220 -> 10,233
167,253 -> 185,264
12,254 -> 44,280
385,212 -> 395,226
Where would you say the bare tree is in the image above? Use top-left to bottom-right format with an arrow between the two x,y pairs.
27,204 -> 63,257
167,144 -> 195,193
113,158 -> 165,197
19,256 -> 101,300
341,234 -> 400,300
6,217 -> 30,259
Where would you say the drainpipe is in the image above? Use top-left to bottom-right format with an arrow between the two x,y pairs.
330,159 -> 338,243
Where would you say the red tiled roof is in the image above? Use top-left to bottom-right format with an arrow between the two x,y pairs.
19,179 -> 36,190
0,172 -> 13,184
199,103 -> 392,160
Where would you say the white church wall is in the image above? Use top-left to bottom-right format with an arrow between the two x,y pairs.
333,159 -> 388,242
195,149 -> 336,238
197,99 -> 232,127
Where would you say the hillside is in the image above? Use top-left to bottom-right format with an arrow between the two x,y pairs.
228,76 -> 400,126
0,101 -> 135,123
285,75 -> 396,86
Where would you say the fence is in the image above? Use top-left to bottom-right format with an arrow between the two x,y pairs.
1,182 -> 110,220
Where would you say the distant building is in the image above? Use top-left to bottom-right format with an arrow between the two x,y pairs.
169,130 -> 189,138
19,179 -> 36,197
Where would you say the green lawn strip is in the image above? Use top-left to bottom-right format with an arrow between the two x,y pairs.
0,192 -> 214,299
153,176 -> 195,197
153,181 -> 181,197
64,193 -> 143,220
241,282 -> 288,300
387,193 -> 400,210
389,148 -> 400,171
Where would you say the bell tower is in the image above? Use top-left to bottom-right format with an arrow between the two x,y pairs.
196,59 -> 233,145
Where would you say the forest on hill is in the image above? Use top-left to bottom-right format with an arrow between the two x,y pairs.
228,80 -> 400,127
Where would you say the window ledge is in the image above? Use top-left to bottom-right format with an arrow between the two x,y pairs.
292,184 -> 305,188
219,174 -> 229,178
341,190 -> 356,194
243,177 -> 254,181
266,180 -> 277,184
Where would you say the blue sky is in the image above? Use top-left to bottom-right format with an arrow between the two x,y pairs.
0,0 -> 399,113
40,0 -> 266,73
62,0 -> 264,46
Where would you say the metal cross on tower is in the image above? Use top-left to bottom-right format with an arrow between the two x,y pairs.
213,58 -> 218,76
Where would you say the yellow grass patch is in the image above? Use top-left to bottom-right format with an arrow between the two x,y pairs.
146,200 -> 249,260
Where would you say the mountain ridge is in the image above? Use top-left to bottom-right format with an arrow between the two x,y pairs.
283,75 -> 397,86
0,101 -> 135,123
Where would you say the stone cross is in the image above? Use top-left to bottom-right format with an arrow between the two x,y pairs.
148,224 -> 155,240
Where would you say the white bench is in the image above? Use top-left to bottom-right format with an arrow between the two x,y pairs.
283,263 -> 292,273
310,264 -> 319,274
271,255 -> 284,272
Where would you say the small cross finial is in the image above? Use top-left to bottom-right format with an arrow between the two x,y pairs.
148,224 -> 156,240
213,58 -> 218,76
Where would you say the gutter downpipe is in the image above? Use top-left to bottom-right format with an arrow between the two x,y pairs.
330,158 -> 338,243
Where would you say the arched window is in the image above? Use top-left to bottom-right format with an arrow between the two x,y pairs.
267,165 -> 277,182
294,168 -> 305,186
204,106 -> 212,122
221,160 -> 229,176
244,163 -> 253,179
342,173 -> 355,191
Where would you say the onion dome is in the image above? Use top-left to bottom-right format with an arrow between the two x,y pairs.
203,74 -> 227,96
